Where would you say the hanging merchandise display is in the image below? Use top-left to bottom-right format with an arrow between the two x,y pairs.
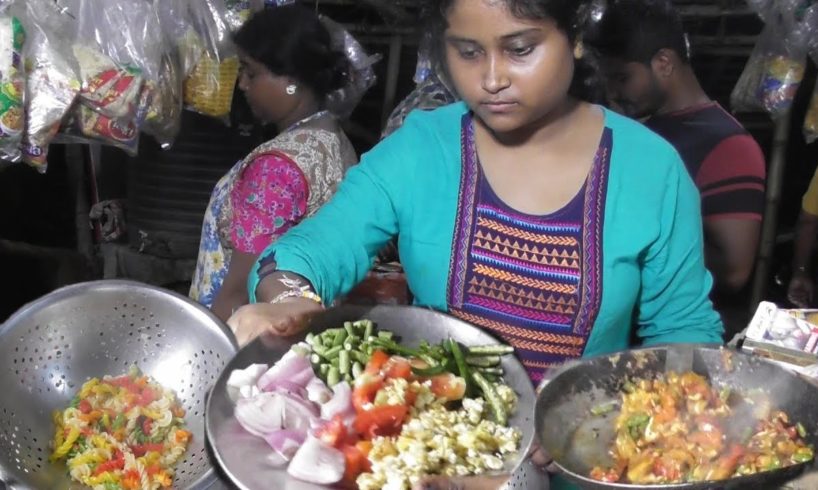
183,0 -> 240,122
144,0 -> 190,149
731,18 -> 807,118
55,0 -> 166,154
18,0 -> 80,171
0,8 -> 26,163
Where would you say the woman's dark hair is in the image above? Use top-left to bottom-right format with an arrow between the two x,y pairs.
423,0 -> 609,103
233,5 -> 349,98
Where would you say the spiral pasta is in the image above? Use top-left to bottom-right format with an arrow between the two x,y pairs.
51,367 -> 191,490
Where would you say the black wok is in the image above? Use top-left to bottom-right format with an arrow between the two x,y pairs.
535,345 -> 818,489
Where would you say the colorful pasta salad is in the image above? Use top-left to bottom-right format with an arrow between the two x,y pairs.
50,367 -> 191,490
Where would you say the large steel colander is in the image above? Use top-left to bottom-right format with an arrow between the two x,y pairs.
0,280 -> 238,489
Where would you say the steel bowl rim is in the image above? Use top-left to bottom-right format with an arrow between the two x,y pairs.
205,304 -> 537,489
535,344 -> 814,490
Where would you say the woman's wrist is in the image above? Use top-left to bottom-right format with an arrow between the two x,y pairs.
257,269 -> 317,303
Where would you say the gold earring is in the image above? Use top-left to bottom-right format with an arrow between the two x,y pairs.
574,42 -> 585,60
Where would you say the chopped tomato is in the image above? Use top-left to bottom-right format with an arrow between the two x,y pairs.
382,356 -> 412,380
141,417 -> 153,436
354,405 -> 408,439
138,387 -> 157,406
365,350 -> 390,375
316,415 -> 348,448
110,376 -> 140,394
146,464 -> 161,476
77,399 -> 92,414
652,456 -> 682,481
428,373 -> 467,401
93,452 -> 125,475
352,375 -> 384,413
131,443 -> 164,457
340,444 -> 368,486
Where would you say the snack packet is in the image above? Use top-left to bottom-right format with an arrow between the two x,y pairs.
0,14 -> 25,162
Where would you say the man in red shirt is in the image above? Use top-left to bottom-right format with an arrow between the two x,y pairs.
596,0 -> 766,338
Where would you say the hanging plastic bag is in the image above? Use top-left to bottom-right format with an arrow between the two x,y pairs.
139,1 -> 186,149
320,16 -> 380,120
731,18 -> 807,119
0,11 -> 26,163
18,0 -> 80,171
142,51 -> 182,149
71,0 -> 160,121
746,0 -> 776,21
57,0 -> 164,154
183,0 -> 240,122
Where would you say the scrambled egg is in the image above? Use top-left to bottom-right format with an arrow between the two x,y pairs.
357,397 -> 522,490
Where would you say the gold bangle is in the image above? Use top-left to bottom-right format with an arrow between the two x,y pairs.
269,288 -> 323,306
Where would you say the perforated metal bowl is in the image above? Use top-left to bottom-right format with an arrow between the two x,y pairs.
0,280 -> 238,489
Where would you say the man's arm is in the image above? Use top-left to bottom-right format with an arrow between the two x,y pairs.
695,134 -> 766,293
703,219 -> 762,293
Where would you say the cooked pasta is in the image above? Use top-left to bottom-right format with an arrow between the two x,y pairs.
51,367 -> 191,490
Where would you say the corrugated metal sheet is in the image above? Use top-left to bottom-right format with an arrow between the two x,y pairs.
127,111 -> 260,259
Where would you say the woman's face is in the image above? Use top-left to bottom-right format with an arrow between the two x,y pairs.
237,53 -> 299,125
444,0 -> 576,135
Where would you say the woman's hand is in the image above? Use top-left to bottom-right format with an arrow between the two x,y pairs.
227,298 -> 323,346
412,474 -> 510,490
788,273 -> 814,308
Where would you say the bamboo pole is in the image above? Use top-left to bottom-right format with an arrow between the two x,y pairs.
750,111 -> 793,310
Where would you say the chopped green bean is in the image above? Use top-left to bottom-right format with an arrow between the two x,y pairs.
476,367 -> 503,376
465,355 -> 501,367
352,362 -> 363,379
327,366 -> 340,387
332,330 -> 348,348
339,350 -> 350,375
467,344 -> 514,356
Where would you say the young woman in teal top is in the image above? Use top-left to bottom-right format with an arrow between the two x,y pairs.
229,0 -> 723,488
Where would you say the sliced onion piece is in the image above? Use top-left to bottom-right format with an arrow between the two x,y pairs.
226,363 -> 268,403
234,392 -> 284,437
287,434 -> 345,484
257,350 -> 313,391
320,381 -> 353,420
306,376 -> 333,405
264,429 -> 307,461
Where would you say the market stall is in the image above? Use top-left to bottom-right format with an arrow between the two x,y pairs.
2,1 -> 818,490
